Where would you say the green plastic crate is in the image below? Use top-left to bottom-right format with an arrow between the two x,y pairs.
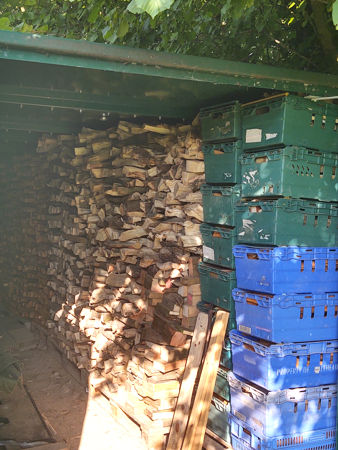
236,198 -> 338,246
200,101 -> 241,142
241,146 -> 338,202
201,184 -> 241,226
199,261 -> 237,312
214,367 -> 230,400
242,94 -> 338,153
207,395 -> 231,443
202,141 -> 242,184
200,224 -> 237,268
220,338 -> 233,370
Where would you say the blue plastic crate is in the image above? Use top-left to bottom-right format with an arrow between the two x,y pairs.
229,372 -> 337,438
230,330 -> 338,390
233,246 -> 338,294
232,289 -> 338,342
230,414 -> 336,450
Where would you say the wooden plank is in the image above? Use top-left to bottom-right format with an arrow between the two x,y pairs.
182,310 -> 229,450
166,312 -> 209,450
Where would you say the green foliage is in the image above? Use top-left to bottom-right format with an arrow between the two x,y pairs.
332,0 -> 338,29
0,0 -> 336,73
128,0 -> 174,19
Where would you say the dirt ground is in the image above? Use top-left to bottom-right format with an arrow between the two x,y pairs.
0,304 -> 147,450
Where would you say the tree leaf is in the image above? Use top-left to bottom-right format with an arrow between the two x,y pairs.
0,17 -> 11,31
332,0 -> 338,29
117,18 -> 129,38
127,0 -> 145,14
128,0 -> 175,19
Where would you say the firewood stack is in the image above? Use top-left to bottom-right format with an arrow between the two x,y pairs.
0,120 -> 205,448
0,151 -> 51,324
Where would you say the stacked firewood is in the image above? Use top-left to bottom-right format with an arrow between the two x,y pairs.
0,152 -> 51,324
0,121 -> 206,447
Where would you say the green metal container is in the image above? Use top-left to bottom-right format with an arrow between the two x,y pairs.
241,146 -> 338,202
202,141 -> 243,184
214,367 -> 230,400
200,223 -> 237,268
200,101 -> 241,143
201,184 -> 241,226
242,94 -> 338,153
236,198 -> 338,246
199,261 -> 237,313
220,338 -> 233,370
207,395 -> 231,443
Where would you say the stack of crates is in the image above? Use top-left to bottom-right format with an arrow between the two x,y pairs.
229,94 -> 338,449
199,101 -> 242,442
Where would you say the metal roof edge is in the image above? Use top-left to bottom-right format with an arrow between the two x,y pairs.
0,31 -> 337,96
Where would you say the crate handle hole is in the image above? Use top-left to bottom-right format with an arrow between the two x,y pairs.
212,192 -> 222,197
332,167 -> 336,180
318,398 -> 322,410
296,356 -> 300,368
320,353 -> 323,365
249,206 -> 262,213
303,215 -> 307,225
269,185 -> 274,193
209,272 -> 219,279
321,115 -> 326,128
330,352 -> 334,364
255,156 -> 268,164
320,165 -> 324,178
335,260 -> 338,271
307,355 -> 311,366
335,306 -> 338,317
243,427 -> 251,437
299,307 -> 304,319
212,231 -> 221,238
213,148 -> 225,155
311,260 -> 316,272
244,343 -> 256,353
335,118 -> 338,131
327,216 -> 331,228
294,403 -> 298,413
328,398 -> 332,408
255,106 -> 269,115
311,306 -> 315,318
300,260 -> 304,272
246,297 -> 258,306
324,305 -> 328,317
314,215 -> 318,227
310,113 -> 315,126
247,253 -> 259,260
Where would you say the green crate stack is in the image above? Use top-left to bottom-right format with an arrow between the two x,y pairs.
199,101 -> 242,444
238,94 -> 338,246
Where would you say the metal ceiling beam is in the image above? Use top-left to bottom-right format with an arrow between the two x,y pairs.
0,31 -> 337,97
0,85 -> 195,118
0,114 -> 80,134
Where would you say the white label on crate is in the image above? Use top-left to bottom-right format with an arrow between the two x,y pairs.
266,132 -> 278,140
239,325 -> 252,334
314,366 -> 321,374
234,410 -> 246,422
245,128 -> 262,143
203,245 -> 215,261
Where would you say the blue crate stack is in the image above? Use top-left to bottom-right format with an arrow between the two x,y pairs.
198,101 -> 242,443
230,94 -> 338,449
